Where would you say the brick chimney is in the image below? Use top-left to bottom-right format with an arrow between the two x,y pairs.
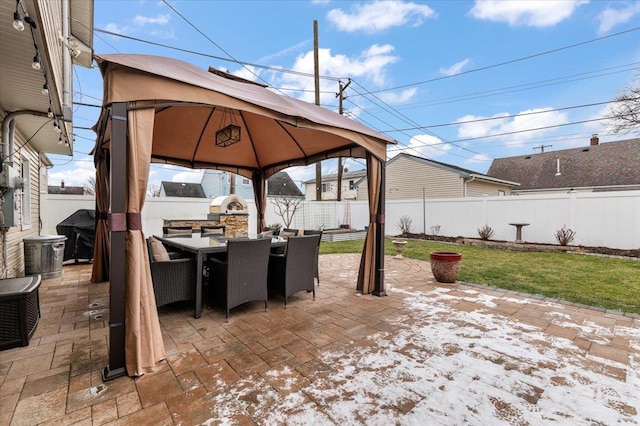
60,180 -> 65,189
590,134 -> 599,146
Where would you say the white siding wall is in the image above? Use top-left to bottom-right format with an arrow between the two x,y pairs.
42,191 -> 640,250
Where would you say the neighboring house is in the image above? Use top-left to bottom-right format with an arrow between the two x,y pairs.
163,171 -> 302,199
357,153 -> 517,200
47,181 -> 86,195
201,170 -> 253,200
303,169 -> 367,201
0,1 -> 93,277
487,136 -> 640,194
160,181 -> 206,198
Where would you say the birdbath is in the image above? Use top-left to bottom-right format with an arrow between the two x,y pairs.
392,240 -> 408,258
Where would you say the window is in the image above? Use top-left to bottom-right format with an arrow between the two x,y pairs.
242,177 -> 250,185
349,180 -> 355,190
322,183 -> 330,193
498,190 -> 505,196
21,157 -> 31,228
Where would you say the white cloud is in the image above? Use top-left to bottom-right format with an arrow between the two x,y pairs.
464,153 -> 492,165
390,134 -> 450,159
171,169 -> 204,183
48,157 -> 95,186
469,0 -> 588,27
327,0 -> 436,34
103,22 -> 130,35
456,108 -> 569,146
379,88 -> 417,104
439,58 -> 471,76
597,1 -> 640,34
133,14 -> 170,26
275,44 -> 400,104
255,40 -> 311,64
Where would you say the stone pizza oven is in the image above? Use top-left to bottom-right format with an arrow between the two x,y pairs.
209,194 -> 248,214
208,194 -> 249,237
163,194 -> 249,237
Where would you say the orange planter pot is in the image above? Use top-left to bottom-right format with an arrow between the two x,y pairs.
429,252 -> 462,283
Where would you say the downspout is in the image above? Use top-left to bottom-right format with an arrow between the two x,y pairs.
61,0 -> 72,121
464,176 -> 476,197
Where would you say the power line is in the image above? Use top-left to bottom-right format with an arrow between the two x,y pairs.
361,26 -> 640,96
381,97 -> 640,132
94,28 -> 342,83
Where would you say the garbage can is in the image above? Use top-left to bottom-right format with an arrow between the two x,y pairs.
23,236 -> 67,279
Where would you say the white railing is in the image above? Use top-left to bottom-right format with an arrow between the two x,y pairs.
42,190 -> 640,250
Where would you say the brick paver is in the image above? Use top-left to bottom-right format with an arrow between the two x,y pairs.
0,254 -> 638,424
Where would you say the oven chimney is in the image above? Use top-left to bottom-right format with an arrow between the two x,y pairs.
590,134 -> 599,146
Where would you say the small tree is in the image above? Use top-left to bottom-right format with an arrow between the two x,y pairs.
430,225 -> 441,236
477,224 -> 494,240
83,177 -> 96,195
555,225 -> 576,246
607,80 -> 640,135
397,215 -> 412,234
271,197 -> 303,229
147,182 -> 161,197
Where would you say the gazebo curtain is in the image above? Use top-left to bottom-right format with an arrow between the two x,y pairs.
358,153 -> 383,294
252,170 -> 266,233
91,146 -> 110,283
123,106 -> 166,376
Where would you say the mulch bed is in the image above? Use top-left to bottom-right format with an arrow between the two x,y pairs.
398,233 -> 640,259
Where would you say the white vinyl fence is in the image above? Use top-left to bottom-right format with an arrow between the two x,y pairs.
42,190 -> 640,250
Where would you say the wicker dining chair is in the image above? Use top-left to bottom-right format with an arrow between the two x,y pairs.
267,234 -> 321,307
207,238 -> 271,321
302,229 -> 323,285
147,237 -> 196,308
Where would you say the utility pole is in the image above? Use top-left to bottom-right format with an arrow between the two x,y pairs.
314,20 -> 322,201
533,144 -> 552,153
335,79 -> 351,201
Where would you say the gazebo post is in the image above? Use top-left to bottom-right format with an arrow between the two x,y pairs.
373,161 -> 386,297
103,102 -> 128,381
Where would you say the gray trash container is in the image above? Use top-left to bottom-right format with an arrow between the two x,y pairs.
23,236 -> 67,279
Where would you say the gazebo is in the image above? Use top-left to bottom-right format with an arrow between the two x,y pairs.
90,54 -> 396,380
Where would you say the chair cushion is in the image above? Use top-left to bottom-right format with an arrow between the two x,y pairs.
149,237 -> 170,262
280,231 -> 295,238
259,230 -> 274,237
166,228 -> 191,235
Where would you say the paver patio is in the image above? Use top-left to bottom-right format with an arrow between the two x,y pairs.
1,253 -> 638,425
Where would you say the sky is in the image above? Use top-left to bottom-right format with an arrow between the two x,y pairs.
51,0 -> 640,191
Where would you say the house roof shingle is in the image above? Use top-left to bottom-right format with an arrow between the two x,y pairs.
161,181 -> 206,198
267,172 -> 303,197
487,138 -> 640,191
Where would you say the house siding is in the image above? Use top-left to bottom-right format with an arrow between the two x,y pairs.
1,136 -> 42,277
466,179 -> 511,197
386,156 -> 462,199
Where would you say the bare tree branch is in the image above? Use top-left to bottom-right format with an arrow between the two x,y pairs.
608,80 -> 640,135
270,197 -> 303,228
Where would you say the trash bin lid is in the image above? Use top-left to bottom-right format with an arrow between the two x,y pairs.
23,235 -> 67,243
0,275 -> 42,300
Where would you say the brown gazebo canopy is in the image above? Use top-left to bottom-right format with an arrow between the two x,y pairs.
91,54 -> 395,380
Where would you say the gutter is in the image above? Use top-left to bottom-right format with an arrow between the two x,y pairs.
61,0 -> 72,121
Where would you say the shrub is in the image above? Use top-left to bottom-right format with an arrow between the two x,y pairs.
398,215 -> 413,234
430,225 -> 441,236
555,225 -> 576,246
477,224 -> 494,240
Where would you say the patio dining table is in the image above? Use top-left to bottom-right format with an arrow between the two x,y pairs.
153,234 -> 287,318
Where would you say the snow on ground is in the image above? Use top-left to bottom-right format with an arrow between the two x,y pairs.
195,285 -> 639,425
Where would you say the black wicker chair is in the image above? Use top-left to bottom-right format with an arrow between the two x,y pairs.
280,228 -> 299,237
207,238 -> 271,321
268,234 -> 321,307
303,230 -> 323,285
147,237 -> 196,308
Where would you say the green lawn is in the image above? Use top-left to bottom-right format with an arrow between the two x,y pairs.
320,238 -> 640,314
